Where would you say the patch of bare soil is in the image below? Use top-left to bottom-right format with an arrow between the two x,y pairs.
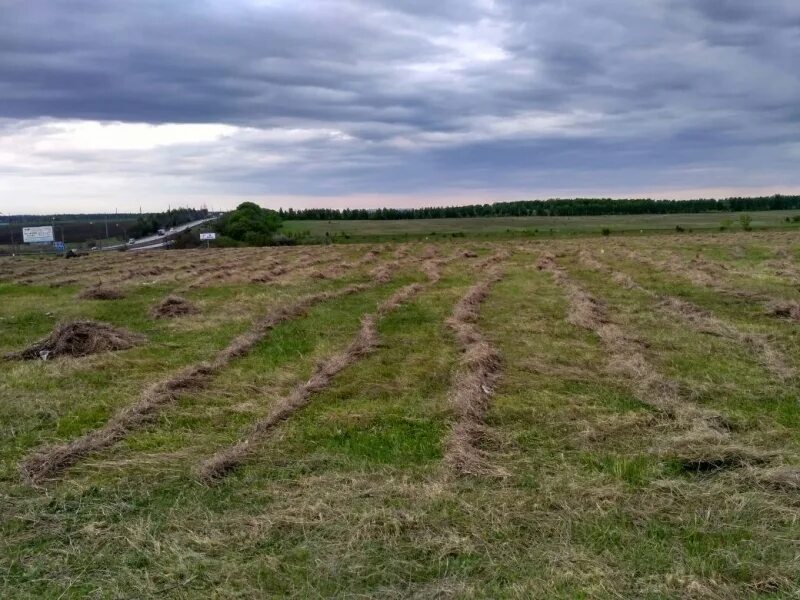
766,301 -> 800,322
151,295 -> 199,319
19,283 -> 378,483
5,320 -> 145,361
443,261 -> 507,477
78,286 -> 125,300
198,279 -> 428,482
668,429 -> 772,473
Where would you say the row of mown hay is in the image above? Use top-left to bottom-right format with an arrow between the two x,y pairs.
577,250 -> 793,380
443,252 -> 507,477
19,280 -> 380,483
539,251 -> 781,476
198,277 -> 432,482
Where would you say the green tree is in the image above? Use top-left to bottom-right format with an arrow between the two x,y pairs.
216,202 -> 282,245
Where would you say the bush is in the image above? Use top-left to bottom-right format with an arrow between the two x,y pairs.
215,235 -> 242,248
601,228 -> 611,236
675,225 -> 684,232
270,233 -> 297,246
173,230 -> 201,249
739,214 -> 753,231
216,202 -> 282,244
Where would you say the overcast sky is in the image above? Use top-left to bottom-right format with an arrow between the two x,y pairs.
1,0 -> 798,214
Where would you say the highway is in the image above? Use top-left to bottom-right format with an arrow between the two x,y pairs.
104,217 -> 218,251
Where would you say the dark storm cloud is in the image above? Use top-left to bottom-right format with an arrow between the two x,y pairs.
0,0 -> 799,204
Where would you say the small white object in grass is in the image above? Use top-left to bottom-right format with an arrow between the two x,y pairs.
39,350 -> 50,361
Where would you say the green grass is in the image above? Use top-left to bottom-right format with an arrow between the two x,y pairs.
2,234 -> 800,598
282,209 -> 800,243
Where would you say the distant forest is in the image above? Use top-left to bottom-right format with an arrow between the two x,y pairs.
280,195 -> 800,220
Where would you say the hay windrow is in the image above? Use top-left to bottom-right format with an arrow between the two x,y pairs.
198,280 -> 428,482
537,252 -> 718,426
624,248 -> 800,322
580,250 -> 794,380
5,320 -> 145,361
443,263 -> 506,477
370,263 -> 396,284
753,466 -> 800,490
539,251 -> 784,475
151,295 -> 199,319
659,297 -> 793,380
577,249 -> 643,292
19,282 -> 379,483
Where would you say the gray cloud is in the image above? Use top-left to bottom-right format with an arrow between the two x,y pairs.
0,0 -> 798,210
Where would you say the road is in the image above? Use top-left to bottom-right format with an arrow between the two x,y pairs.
104,217 -> 218,251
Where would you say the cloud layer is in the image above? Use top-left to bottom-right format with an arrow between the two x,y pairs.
1,0 -> 799,212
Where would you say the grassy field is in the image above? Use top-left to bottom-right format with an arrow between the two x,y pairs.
282,209 -> 800,242
2,234 -> 800,598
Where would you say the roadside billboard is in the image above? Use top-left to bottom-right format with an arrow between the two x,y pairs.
22,226 -> 55,243
200,232 -> 216,240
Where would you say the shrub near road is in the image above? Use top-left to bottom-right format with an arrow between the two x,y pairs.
215,202 -> 283,246
1,234 -> 800,597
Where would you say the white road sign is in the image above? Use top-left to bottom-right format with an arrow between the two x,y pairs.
22,226 -> 55,243
199,232 -> 216,241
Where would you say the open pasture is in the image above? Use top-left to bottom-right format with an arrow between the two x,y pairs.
281,209 -> 800,242
2,233 -> 800,598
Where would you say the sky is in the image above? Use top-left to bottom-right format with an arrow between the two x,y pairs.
0,0 -> 799,214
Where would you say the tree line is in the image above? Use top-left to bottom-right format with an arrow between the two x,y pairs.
127,208 -> 209,238
278,195 -> 800,220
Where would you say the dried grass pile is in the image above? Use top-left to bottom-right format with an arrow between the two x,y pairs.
6,320 -> 145,361
20,282 -> 376,482
78,286 -> 125,300
370,263 -> 395,284
151,295 -> 198,319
